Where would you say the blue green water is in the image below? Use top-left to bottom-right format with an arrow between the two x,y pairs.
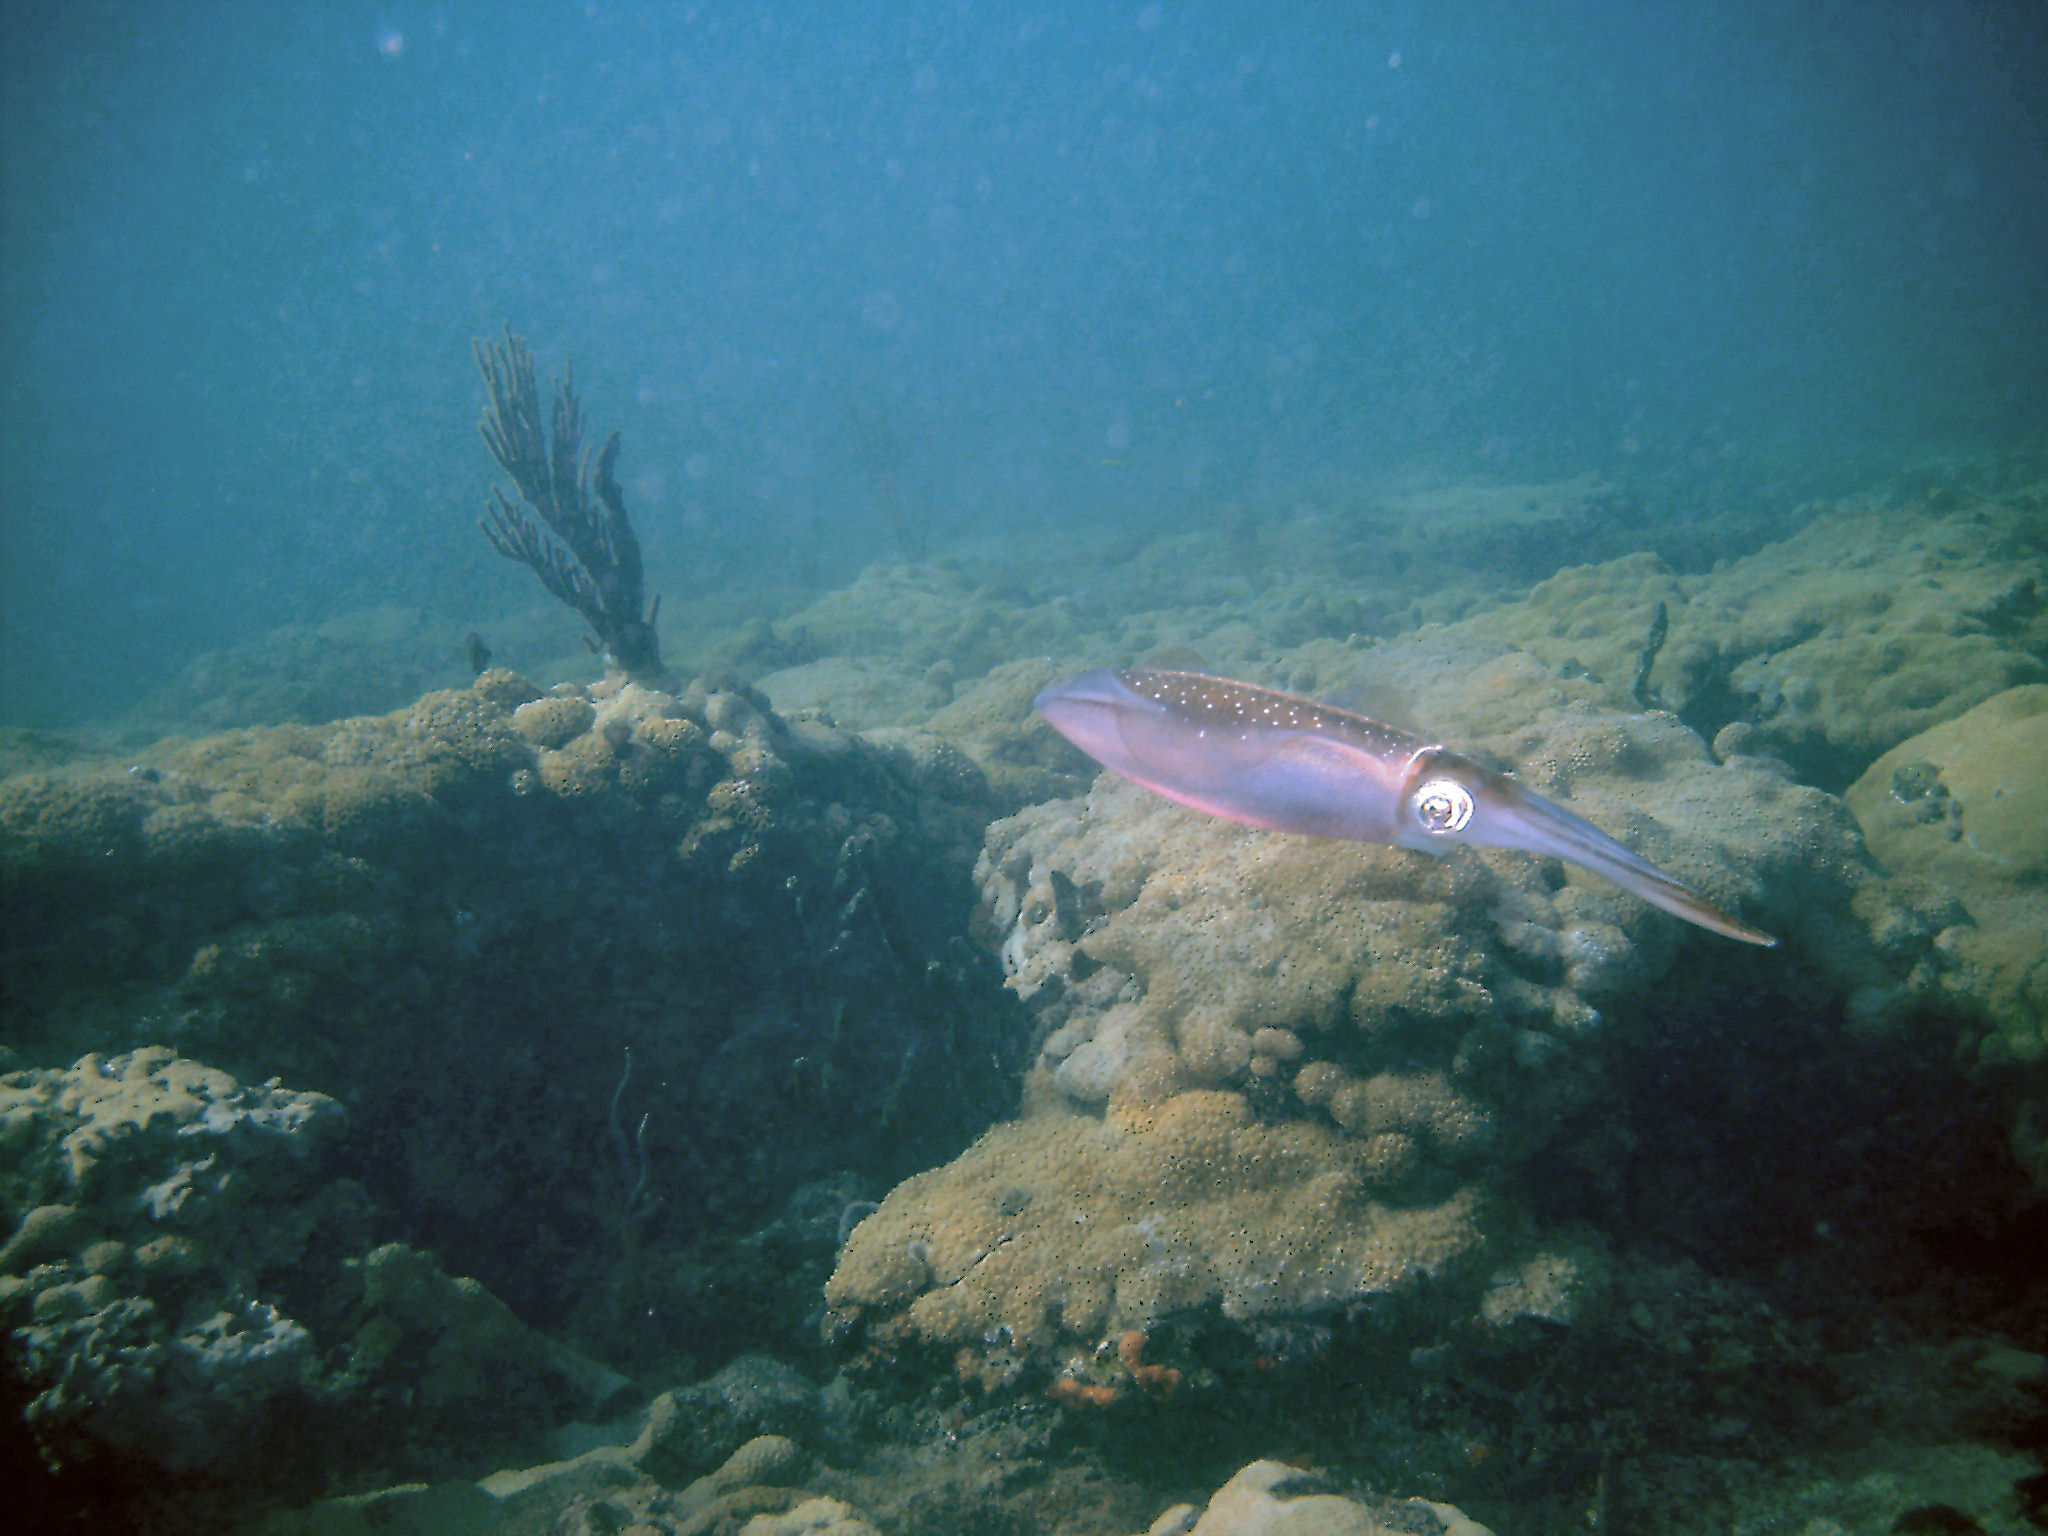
4,0 -> 2042,726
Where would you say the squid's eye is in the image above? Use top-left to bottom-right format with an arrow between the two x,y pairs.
1411,778 -> 1475,835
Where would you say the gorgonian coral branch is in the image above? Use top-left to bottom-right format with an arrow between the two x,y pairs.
474,327 -> 663,681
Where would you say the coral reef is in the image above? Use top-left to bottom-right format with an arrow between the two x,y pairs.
0,666 -> 1023,1405
1457,501 -> 2048,787
0,1048 -> 355,1474
1847,684 -> 2048,1180
248,1430 -> 832,1536
827,1094 -> 1494,1361
230,1273 -> 2045,1536
827,691 -> 1871,1388
631,1355 -> 821,1485
768,562 -> 1092,681
475,328 -> 666,682
0,1049 -> 622,1486
8,459 -> 2047,1531
114,607 -> 480,738
1129,1460 -> 1494,1536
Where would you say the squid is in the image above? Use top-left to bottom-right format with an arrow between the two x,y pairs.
1035,668 -> 1775,946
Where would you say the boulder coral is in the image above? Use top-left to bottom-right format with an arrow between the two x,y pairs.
1127,1459 -> 1495,1536
830,694 -> 1863,1381
826,1093 -> 1490,1359
1689,504 -> 2045,781
1847,684 -> 2048,1178
0,1048 -> 638,1490
0,664 -> 1024,1429
0,1048 -> 357,1474
0,1047 -> 630,1486
1456,503 -> 2047,787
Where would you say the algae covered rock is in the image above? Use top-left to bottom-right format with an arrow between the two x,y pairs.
742,1496 -> 883,1536
1847,683 -> 2048,1067
343,1241 -> 630,1442
0,1048 -> 361,1474
0,1047 -> 631,1487
1445,503 -> 2047,789
630,1354 -> 819,1485
1133,1460 -> 1494,1536
1688,504 -> 2046,783
759,655 -> 954,729
770,561 -> 1088,678
1847,685 -> 2048,1179
509,692 -> 598,749
1849,684 -> 2048,901
252,1426 -> 827,1536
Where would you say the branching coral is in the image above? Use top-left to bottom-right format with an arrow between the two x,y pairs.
474,326 -> 666,682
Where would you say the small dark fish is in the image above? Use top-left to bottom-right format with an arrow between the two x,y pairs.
465,631 -> 493,675
1035,668 -> 1775,946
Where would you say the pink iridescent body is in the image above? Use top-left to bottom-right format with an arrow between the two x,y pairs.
1035,668 -> 1774,946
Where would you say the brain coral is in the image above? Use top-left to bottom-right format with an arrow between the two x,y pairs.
826,1091 -> 1487,1355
